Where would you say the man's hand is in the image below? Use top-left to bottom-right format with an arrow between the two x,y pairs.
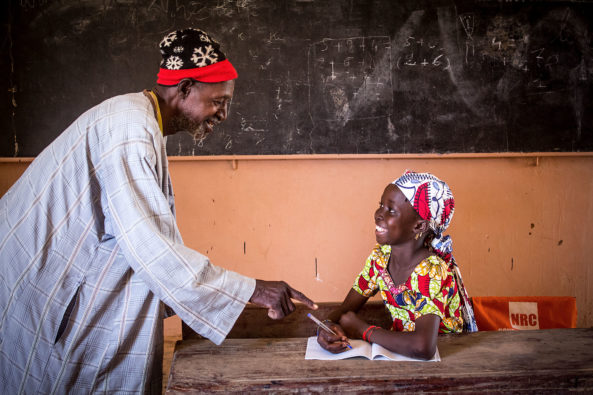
250,279 -> 318,319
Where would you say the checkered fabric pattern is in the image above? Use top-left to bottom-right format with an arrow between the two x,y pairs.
0,93 -> 255,394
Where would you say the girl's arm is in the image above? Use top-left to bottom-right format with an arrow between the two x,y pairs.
339,311 -> 441,360
327,288 -> 368,322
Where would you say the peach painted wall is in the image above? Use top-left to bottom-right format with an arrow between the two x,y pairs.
1,155 -> 592,329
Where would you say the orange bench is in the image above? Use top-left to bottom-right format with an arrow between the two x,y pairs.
471,296 -> 577,331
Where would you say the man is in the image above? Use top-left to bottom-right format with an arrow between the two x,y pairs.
0,28 -> 316,393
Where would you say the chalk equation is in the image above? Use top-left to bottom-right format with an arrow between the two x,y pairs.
307,36 -> 392,123
396,36 -> 451,71
19,0 -> 49,9
459,10 -> 589,91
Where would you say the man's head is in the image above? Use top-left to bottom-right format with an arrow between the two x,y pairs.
155,28 -> 237,139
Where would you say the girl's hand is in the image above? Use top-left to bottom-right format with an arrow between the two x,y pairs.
338,311 -> 368,339
316,322 -> 351,353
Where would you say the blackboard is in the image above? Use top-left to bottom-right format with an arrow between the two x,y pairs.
1,0 -> 592,156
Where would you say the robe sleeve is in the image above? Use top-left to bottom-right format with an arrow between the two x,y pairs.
96,129 -> 255,345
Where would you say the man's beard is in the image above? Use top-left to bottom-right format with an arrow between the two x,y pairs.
170,114 -> 209,144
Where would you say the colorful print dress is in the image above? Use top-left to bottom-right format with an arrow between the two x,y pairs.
353,244 -> 463,333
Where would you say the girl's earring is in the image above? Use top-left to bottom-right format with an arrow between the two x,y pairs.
415,232 -> 422,240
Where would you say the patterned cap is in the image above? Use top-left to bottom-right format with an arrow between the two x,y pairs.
393,171 -> 455,262
157,28 -> 238,85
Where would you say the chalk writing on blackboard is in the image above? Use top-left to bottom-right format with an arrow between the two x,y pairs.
2,0 -> 592,157
308,37 -> 392,125
396,36 -> 451,71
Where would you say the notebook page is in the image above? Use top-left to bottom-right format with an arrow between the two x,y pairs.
305,337 -> 372,360
371,342 -> 441,362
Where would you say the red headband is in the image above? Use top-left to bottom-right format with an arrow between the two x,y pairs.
157,59 -> 238,85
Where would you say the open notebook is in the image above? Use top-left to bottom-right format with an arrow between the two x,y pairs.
305,336 -> 440,361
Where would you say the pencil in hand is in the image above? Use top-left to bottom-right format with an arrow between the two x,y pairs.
307,313 -> 353,349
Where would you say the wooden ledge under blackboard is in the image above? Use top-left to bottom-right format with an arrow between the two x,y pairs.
1,152 -> 593,169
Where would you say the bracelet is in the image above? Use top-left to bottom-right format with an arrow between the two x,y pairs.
367,326 -> 379,343
362,325 -> 378,342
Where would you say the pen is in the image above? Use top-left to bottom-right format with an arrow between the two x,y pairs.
307,313 -> 352,349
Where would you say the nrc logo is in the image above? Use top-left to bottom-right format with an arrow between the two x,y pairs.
509,302 -> 539,330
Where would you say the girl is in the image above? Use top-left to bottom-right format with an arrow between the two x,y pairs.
317,171 -> 477,360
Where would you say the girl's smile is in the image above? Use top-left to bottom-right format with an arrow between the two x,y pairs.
375,224 -> 388,235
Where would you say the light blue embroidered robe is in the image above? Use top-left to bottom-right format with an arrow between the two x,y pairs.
0,93 -> 255,394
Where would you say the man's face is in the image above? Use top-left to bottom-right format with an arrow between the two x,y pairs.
171,80 -> 235,141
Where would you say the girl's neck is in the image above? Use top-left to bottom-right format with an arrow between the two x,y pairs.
388,243 -> 431,273
387,244 -> 431,285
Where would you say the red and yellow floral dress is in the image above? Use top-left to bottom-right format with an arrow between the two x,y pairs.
353,244 -> 463,333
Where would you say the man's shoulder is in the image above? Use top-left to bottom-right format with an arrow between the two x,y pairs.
99,92 -> 149,113
76,92 -> 162,154
83,92 -> 156,134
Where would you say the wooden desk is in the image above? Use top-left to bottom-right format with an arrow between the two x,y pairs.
167,328 -> 593,393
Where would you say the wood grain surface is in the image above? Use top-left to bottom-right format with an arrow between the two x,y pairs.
167,328 -> 593,393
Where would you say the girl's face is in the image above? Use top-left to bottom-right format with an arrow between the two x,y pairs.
374,184 -> 420,246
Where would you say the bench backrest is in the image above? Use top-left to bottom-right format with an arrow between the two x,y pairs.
182,301 -> 391,339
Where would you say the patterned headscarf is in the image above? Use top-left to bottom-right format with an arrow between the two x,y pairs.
393,170 -> 478,332
157,28 -> 238,85
393,171 -> 455,262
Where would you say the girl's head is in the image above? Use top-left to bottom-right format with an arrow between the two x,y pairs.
375,171 -> 455,262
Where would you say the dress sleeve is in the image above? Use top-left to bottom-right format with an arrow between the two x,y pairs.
408,256 -> 457,322
352,245 -> 383,298
97,131 -> 255,345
